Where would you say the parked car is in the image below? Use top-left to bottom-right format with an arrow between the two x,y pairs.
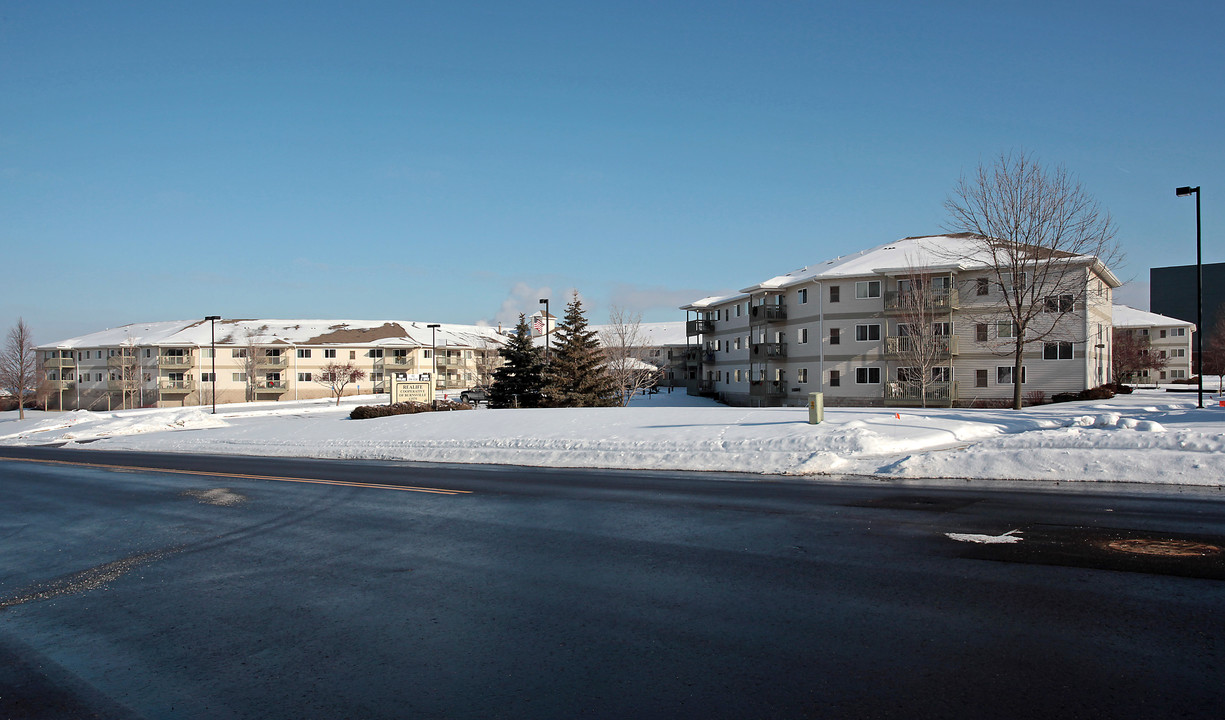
460,386 -> 489,405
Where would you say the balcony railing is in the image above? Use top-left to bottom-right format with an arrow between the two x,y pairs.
749,305 -> 787,322
883,381 -> 958,404
883,335 -> 959,356
256,380 -> 288,392
256,355 -> 288,367
686,319 -> 714,335
158,354 -> 194,368
749,380 -> 788,397
751,342 -> 787,358
45,357 -> 76,369
884,288 -> 960,312
107,354 -> 139,368
158,379 -> 194,393
385,356 -> 413,367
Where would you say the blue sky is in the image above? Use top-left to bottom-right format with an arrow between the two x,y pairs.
3,1 -> 1221,343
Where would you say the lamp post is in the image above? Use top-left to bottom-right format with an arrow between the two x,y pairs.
1176,186 -> 1203,408
205,316 -> 221,414
427,324 -> 441,404
539,298 -> 550,363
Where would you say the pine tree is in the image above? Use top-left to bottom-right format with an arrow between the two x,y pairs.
488,314 -> 545,409
543,293 -> 618,407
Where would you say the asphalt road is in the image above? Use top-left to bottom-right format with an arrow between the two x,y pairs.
1,447 -> 1223,719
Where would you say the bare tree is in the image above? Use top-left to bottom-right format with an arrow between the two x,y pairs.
1,319 -> 38,419
471,339 -> 503,388
109,337 -> 143,410
600,306 -> 662,407
236,327 -> 263,402
1111,331 -> 1165,385
316,362 -> 366,405
887,265 -> 956,408
945,150 -> 1122,409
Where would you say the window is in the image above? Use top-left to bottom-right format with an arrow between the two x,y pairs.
1172,348 -> 1186,358
95,373 -> 103,382
896,367 -> 920,382
830,328 -> 840,345
932,322 -> 951,336
1172,370 -> 1186,379
202,348 -> 214,359
798,368 -> 808,383
855,280 -> 882,299
734,337 -> 741,350
798,288 -> 808,304
830,370 -> 841,387
1173,328 -> 1186,337
297,372 -> 312,382
855,367 -> 881,384
370,348 -> 384,358
201,372 -> 216,383
997,366 -> 1027,384
422,349 -> 432,359
232,372 -> 247,382
855,324 -> 881,342
1002,272 -> 1027,294
799,328 -> 808,344
1044,294 -> 1075,313
976,369 -> 988,387
734,369 -> 741,382
735,304 -> 742,317
297,348 -> 312,358
997,321 -> 1019,339
830,286 -> 840,303
932,367 -> 952,382
1159,329 -> 1167,338
232,349 -> 247,358
976,277 -> 990,296
324,349 -> 337,359
1043,342 -> 1073,360
976,324 -> 988,342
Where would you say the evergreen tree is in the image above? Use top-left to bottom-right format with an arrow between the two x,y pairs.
543,293 -> 618,407
488,314 -> 545,409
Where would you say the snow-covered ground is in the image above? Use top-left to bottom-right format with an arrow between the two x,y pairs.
3,389 -> 1225,487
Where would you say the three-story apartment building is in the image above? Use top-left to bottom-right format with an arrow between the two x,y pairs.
682,234 -> 1120,407
38,319 -> 504,410
1111,305 -> 1196,384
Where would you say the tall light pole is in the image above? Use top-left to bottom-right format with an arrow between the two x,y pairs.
428,323 -> 441,403
205,315 -> 221,414
1176,186 -> 1203,408
538,298 -> 550,363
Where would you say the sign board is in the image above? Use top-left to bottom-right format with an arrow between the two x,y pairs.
391,380 -> 432,404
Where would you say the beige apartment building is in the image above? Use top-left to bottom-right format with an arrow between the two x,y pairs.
681,234 -> 1120,407
39,319 -> 504,410
1111,305 -> 1196,383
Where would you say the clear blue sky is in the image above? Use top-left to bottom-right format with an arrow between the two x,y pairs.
3,1 -> 1221,343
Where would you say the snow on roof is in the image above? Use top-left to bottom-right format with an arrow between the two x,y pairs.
1112,305 -> 1195,329
682,234 -> 1121,308
39,319 -> 506,350
680,293 -> 748,310
590,321 -> 688,346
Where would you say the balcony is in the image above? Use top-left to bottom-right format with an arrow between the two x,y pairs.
158,379 -> 194,394
45,356 -> 76,369
751,342 -> 787,359
385,356 -> 414,368
52,379 -> 74,391
256,354 -> 288,368
749,305 -> 787,322
686,319 -> 714,335
255,380 -> 288,393
883,335 -> 959,356
749,380 -> 788,397
684,349 -> 701,367
884,381 -> 958,406
158,354 -> 194,369
884,288 -> 960,313
107,354 -> 139,368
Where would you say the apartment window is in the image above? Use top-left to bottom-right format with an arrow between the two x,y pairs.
1172,370 -> 1186,379
324,349 -> 337,359
932,322 -> 951,336
896,367 -> 920,383
232,372 -> 247,382
350,351 -> 356,360
734,337 -> 741,350
829,370 -> 841,387
976,277 -> 990,296
830,327 -> 840,345
297,348 -> 312,358
716,371 -> 722,382
829,286 -> 840,303
1002,272 -> 1028,294
1172,348 -> 1186,358
798,288 -> 808,304
232,349 -> 247,358
798,368 -> 808,383
96,373 -> 103,382
855,324 -> 881,342
997,366 -> 1027,384
371,372 -> 384,382
734,369 -> 741,382
370,348 -> 384,358
715,339 -> 722,351
145,349 -> 152,358
799,328 -> 808,344
202,349 -> 214,359
1172,328 -> 1186,337
1044,294 -> 1075,313
735,304 -> 742,317
997,321 -> 1019,339
855,280 -> 882,299
932,367 -> 952,382
200,372 -> 215,383
976,369 -> 988,387
855,367 -> 881,384
976,324 -> 988,342
297,372 -> 312,382
1043,342 -> 1074,360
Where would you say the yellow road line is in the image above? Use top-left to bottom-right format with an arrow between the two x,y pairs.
2,456 -> 471,495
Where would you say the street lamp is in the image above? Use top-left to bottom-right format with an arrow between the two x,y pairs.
1176,186 -> 1203,408
205,316 -> 221,414
538,298 -> 550,363
427,323 -> 441,404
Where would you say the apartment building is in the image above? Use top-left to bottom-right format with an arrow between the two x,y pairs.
38,319 -> 504,410
1111,305 -> 1195,383
681,234 -> 1120,407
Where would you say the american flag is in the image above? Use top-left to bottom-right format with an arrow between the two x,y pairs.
533,316 -> 544,335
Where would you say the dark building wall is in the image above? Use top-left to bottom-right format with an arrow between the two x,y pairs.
1150,263 -> 1225,347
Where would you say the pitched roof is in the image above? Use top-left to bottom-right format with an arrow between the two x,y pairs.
1111,305 -> 1195,329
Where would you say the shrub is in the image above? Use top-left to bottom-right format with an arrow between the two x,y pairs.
1023,390 -> 1047,406
349,401 -> 472,420
1049,385 -> 1116,404
1102,382 -> 1134,394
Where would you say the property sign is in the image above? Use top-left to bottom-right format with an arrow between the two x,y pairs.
391,380 -> 432,404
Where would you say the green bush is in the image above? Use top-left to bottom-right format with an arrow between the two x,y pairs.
349,401 -> 472,420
